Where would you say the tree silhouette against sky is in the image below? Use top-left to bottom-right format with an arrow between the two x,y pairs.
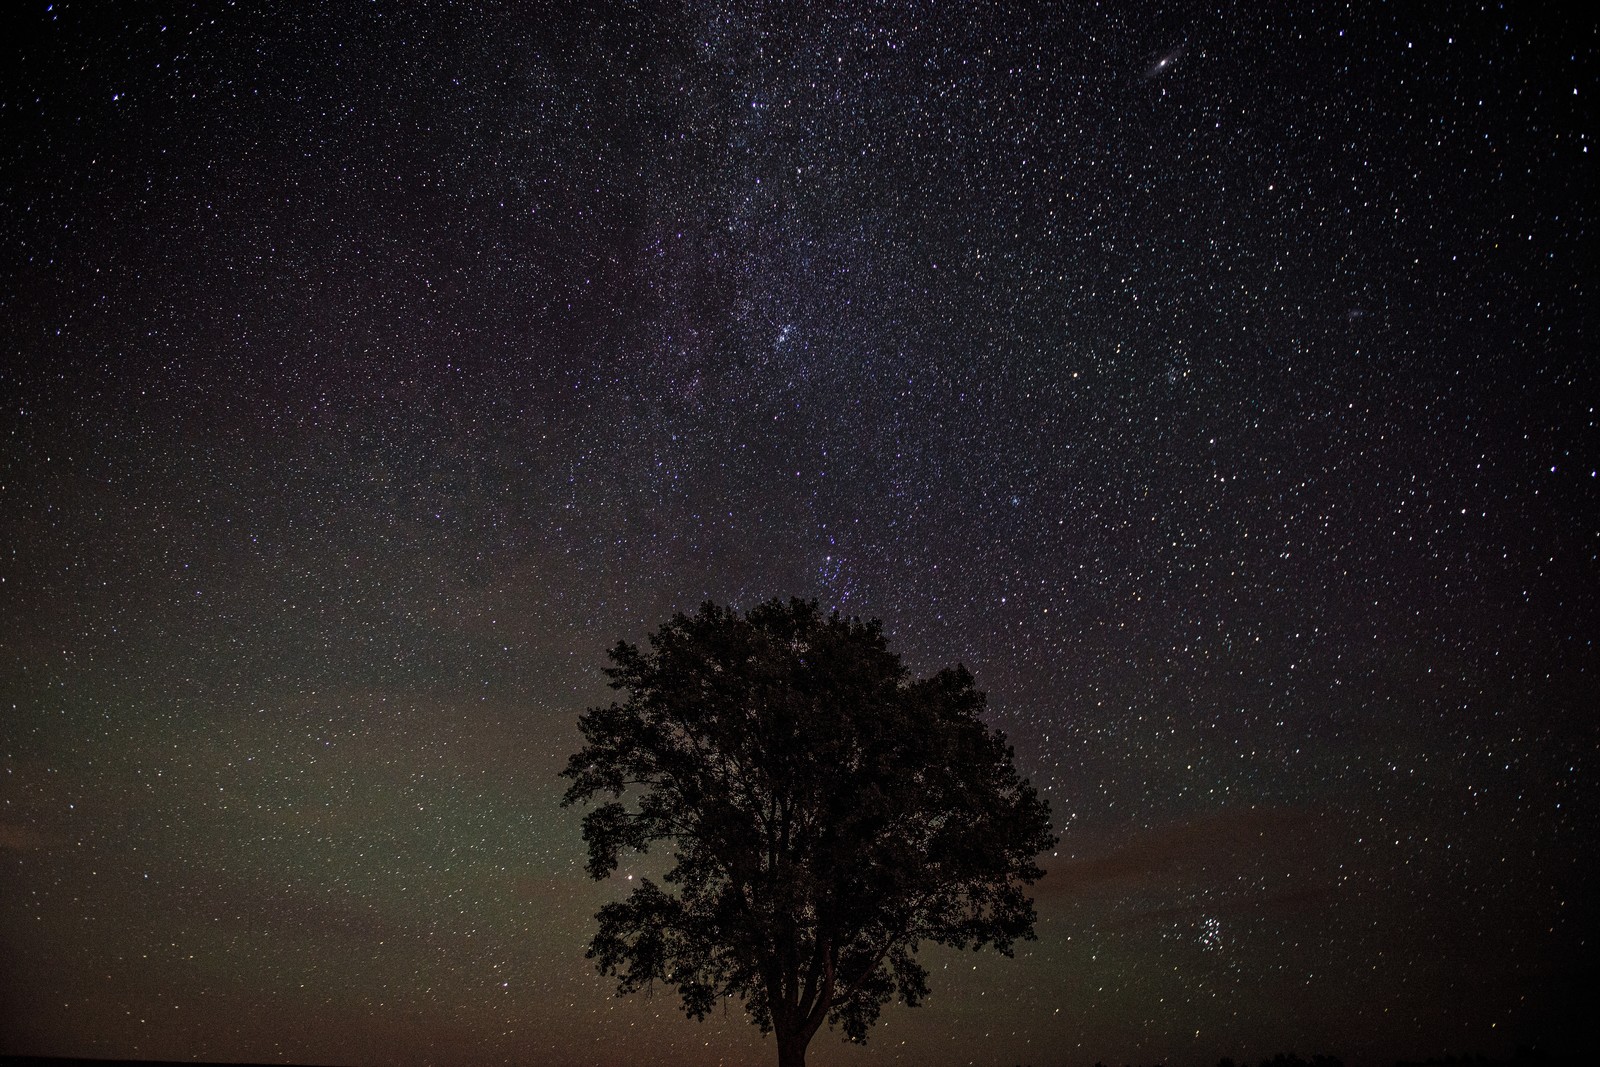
561,598 -> 1058,1067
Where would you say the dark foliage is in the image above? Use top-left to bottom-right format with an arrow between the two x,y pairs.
561,598 -> 1057,1066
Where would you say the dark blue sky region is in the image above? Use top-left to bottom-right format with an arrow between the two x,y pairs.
1,3 -> 1594,1065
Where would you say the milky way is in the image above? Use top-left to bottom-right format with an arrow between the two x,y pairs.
2,4 -> 1594,1066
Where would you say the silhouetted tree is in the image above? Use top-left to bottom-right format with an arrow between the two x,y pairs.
561,598 -> 1058,1067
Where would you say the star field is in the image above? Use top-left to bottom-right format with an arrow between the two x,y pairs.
2,3 -> 1594,1065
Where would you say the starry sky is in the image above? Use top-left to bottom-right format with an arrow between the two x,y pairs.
1,3 -> 1594,1066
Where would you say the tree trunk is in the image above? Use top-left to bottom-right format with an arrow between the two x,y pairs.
775,1029 -> 809,1067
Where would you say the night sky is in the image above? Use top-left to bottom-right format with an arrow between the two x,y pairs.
2,3 -> 1594,1066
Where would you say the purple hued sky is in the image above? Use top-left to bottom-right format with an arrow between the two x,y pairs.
2,3 -> 1594,1065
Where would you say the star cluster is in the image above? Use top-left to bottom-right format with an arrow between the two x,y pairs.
2,3 -> 1594,1065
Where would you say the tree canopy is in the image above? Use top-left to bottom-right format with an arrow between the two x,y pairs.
560,598 -> 1057,1067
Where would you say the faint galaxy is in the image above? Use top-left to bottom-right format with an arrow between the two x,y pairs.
1,3 -> 1594,1066
1142,45 -> 1187,81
